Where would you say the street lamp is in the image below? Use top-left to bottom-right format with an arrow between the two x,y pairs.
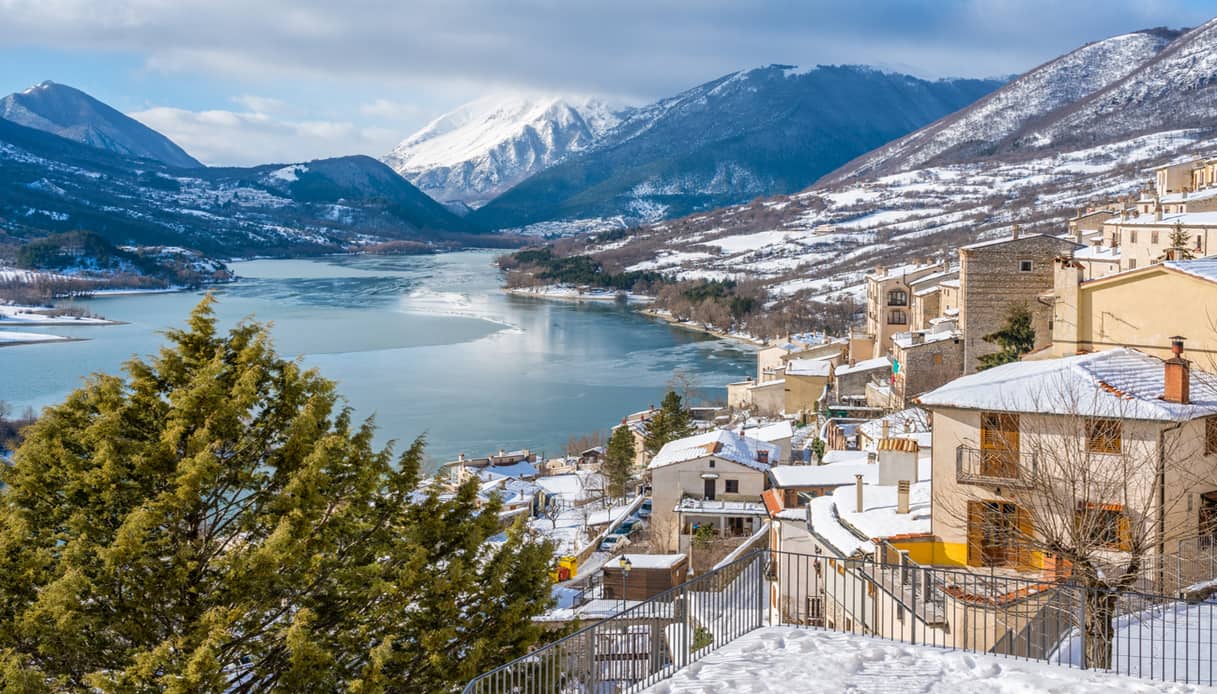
618,556 -> 632,614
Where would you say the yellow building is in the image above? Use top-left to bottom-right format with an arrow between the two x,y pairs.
783,358 -> 832,417
917,346 -> 1217,585
1052,257 -> 1217,362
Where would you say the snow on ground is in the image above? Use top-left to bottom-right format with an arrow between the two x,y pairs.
504,285 -> 653,303
644,627 -> 1206,693
1050,600 -> 1216,683
0,305 -> 114,325
0,330 -> 72,345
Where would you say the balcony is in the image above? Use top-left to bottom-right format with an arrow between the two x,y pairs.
955,445 -> 1035,488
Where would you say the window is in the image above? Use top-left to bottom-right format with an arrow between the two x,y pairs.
1152,230 -> 1160,245
1086,418 -> 1122,454
933,353 -> 943,365
725,479 -> 739,494
1129,258 -> 1138,269
708,460 -> 715,468
1075,503 -> 1131,551
1129,230 -> 1138,244
1019,260 -> 1033,272
887,310 -> 907,325
1206,417 -> 1217,455
887,289 -> 908,307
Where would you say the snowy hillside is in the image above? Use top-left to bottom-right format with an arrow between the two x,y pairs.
828,29 -> 1176,182
570,23 -> 1217,310
383,95 -> 627,208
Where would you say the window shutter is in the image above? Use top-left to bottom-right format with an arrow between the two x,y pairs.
1118,514 -> 1132,552
967,501 -> 984,567
1015,505 -> 1036,570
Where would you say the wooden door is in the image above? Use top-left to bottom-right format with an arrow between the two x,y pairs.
704,478 -> 716,501
980,413 -> 1020,478
968,501 -> 1020,567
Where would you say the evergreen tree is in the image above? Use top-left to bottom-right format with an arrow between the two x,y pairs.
0,296 -> 553,693
643,390 -> 694,455
977,303 -> 1037,370
1160,223 -> 1196,261
604,425 -> 636,499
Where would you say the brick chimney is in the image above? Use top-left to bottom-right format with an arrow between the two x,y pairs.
855,474 -> 864,513
1011,223 -> 1021,240
1164,336 -> 1190,404
757,449 -> 770,465
896,480 -> 910,515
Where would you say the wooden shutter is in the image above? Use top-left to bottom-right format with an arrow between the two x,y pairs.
1117,514 -> 1132,552
967,501 -> 984,567
1015,505 -> 1036,570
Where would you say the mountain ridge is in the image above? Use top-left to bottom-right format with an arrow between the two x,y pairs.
0,81 -> 203,169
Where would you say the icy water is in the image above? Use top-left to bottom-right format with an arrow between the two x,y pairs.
0,251 -> 754,469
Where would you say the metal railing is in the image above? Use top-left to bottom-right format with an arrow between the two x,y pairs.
462,551 -> 766,693
956,445 -> 1037,487
464,550 -> 1217,692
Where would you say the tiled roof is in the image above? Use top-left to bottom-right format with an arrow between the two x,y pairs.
876,437 -> 920,453
917,348 -> 1217,421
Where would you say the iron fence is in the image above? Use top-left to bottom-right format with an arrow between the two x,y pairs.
463,549 -> 1217,693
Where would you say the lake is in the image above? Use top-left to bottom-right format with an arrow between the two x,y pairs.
0,250 -> 755,468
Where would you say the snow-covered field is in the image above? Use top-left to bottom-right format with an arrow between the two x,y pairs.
0,304 -> 114,325
643,627 -> 1208,693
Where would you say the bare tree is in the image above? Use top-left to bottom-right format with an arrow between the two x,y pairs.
668,368 -> 703,407
565,430 -> 606,457
540,495 -> 564,531
941,373 -> 1205,669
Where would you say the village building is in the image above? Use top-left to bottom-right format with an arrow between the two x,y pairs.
916,344 -> 1217,588
647,429 -> 777,552
831,356 -> 891,408
1051,257 -> 1217,361
601,554 -> 690,601
742,419 -> 794,464
957,229 -> 1081,374
783,357 -> 833,417
862,260 -> 950,359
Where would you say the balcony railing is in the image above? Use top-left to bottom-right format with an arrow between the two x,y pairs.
956,445 -> 1036,487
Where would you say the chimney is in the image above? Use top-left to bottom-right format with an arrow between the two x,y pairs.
896,480 -> 911,515
874,265 -> 886,277
1155,207 -> 1163,222
1011,223 -> 1021,240
910,332 -> 925,346
757,449 -> 770,465
1164,336 -> 1191,404
458,453 -> 466,462
498,449 -> 506,458
855,474 -> 864,513
881,420 -> 890,440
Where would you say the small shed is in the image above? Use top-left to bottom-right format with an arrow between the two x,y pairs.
602,553 -> 689,601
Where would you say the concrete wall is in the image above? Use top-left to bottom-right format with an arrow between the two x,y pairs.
750,380 -> 786,416
784,373 -> 829,416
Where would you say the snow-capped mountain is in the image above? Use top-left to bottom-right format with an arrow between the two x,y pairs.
0,111 -> 475,258
470,65 -> 1004,234
563,23 -> 1217,309
0,81 -> 203,168
383,95 -> 627,208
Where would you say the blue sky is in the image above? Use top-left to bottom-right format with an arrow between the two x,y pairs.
1,0 -> 1214,166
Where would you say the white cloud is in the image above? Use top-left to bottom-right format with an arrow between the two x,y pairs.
359,98 -> 423,120
128,106 -> 400,166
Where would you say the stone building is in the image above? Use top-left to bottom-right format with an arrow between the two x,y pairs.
958,229 -> 1080,374
889,330 -> 965,409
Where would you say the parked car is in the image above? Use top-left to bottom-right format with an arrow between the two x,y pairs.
599,534 -> 631,553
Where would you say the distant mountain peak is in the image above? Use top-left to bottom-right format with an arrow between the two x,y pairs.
382,93 -> 631,208
0,81 -> 202,168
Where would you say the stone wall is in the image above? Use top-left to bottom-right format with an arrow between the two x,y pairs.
892,335 -> 964,408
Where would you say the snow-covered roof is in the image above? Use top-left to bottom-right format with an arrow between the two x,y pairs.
770,463 -> 877,488
1158,186 -> 1217,205
749,378 -> 785,390
866,261 -> 940,281
476,461 -> 538,480
647,429 -> 778,472
1164,258 -> 1217,285
892,330 -> 960,349
939,279 -> 960,289
610,553 -> 687,570
917,348 -> 1217,421
786,358 -> 832,377
746,419 -> 794,442
1109,211 -> 1217,227
857,408 -> 930,442
831,480 -> 931,541
961,232 -> 1078,251
835,356 -> 890,376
